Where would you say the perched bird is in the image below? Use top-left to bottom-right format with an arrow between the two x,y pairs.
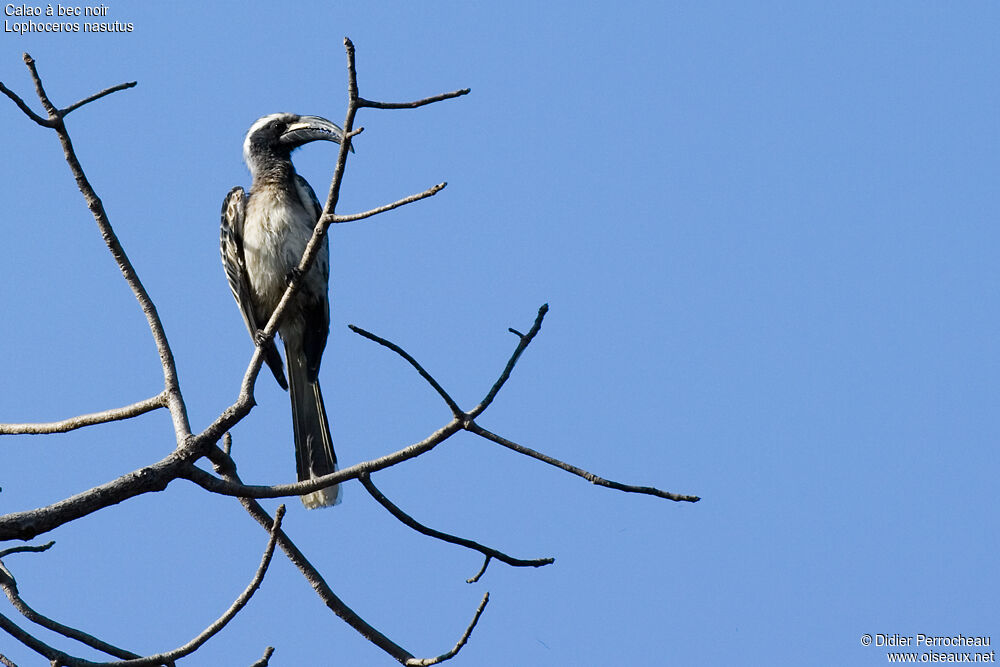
220,113 -> 349,509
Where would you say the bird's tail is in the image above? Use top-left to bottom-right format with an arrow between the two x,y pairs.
286,346 -> 340,509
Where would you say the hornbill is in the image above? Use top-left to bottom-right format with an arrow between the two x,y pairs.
220,113 -> 350,509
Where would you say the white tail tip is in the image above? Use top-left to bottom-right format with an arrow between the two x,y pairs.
300,483 -> 341,509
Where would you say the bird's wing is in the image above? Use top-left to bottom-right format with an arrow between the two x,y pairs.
295,173 -> 324,217
221,186 -> 289,390
292,173 -> 329,284
292,174 -> 331,382
220,187 -> 256,334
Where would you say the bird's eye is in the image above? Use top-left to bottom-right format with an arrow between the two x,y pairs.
269,120 -> 281,132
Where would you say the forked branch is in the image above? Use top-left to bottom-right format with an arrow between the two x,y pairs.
0,53 -> 190,442
206,444 -> 486,666
0,506 -> 285,666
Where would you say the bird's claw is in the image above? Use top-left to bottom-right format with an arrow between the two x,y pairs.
286,267 -> 303,285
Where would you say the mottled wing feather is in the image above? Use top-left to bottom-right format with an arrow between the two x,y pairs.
220,188 -> 254,332
220,186 -> 289,390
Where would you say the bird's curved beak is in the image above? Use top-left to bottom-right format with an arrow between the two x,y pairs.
281,115 -> 354,152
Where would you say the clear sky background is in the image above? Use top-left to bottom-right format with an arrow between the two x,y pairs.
1,2 -> 997,665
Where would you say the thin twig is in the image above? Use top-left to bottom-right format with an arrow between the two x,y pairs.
468,423 -> 701,503
0,80 -> 51,126
404,592 -> 489,666
249,647 -> 274,667
358,88 -> 471,110
0,566 -> 140,661
0,542 -> 54,559
325,182 -> 447,224
22,54 -> 58,118
96,506 -> 286,667
0,652 -> 17,667
60,81 -> 137,116
348,324 -> 462,416
466,557 -> 491,585
360,473 -> 552,579
0,393 -> 166,435
469,304 -> 548,419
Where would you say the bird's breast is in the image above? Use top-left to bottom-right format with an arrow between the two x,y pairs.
242,189 -> 329,314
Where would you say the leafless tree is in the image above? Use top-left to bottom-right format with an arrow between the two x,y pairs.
0,39 -> 699,666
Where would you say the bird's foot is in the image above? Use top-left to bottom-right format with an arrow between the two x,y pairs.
253,330 -> 270,346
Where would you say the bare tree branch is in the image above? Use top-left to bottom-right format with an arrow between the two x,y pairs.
207,445 -> 488,666
0,79 -> 51,126
0,562 -> 140,660
88,506 -> 286,667
60,81 -> 137,116
3,53 -> 191,443
0,393 -> 166,436
0,652 -> 18,667
182,419 -> 465,501
348,324 -> 462,417
359,473 -> 553,579
21,53 -> 59,118
468,422 -> 701,503
203,446 -> 415,664
249,647 -> 274,667
403,593 -> 489,667
358,89 -> 471,110
469,304 -> 548,420
0,507 -> 284,667
3,410 -> 458,541
325,182 -> 447,224
0,610 -> 72,665
0,454 -> 184,541
466,557 -> 491,585
0,542 -> 54,559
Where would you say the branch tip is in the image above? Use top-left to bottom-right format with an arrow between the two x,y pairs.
0,541 -> 55,560
470,304 -> 550,419
466,556 -> 491,584
406,592 -> 490,666
251,647 -> 275,667
349,324 -> 462,416
470,423 -> 701,503
361,474 -> 554,575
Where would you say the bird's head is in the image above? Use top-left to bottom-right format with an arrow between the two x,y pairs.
242,113 -> 351,175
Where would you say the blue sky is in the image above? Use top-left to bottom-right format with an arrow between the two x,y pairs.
1,2 -> 997,665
